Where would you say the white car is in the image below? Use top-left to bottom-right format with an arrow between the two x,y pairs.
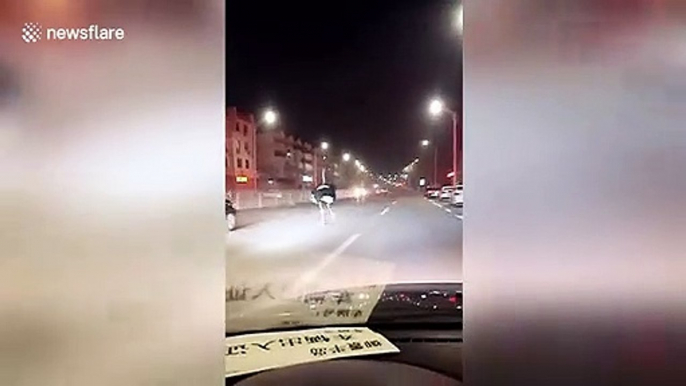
425,187 -> 440,199
451,185 -> 463,207
439,185 -> 454,201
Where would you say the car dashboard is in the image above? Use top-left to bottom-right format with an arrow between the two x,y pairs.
226,283 -> 463,385
227,328 -> 462,386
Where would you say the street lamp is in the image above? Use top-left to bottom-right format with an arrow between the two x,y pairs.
455,4 -> 463,34
429,99 -> 444,116
253,108 -> 280,191
315,141 -> 330,185
342,152 -> 351,162
427,97 -> 460,186
420,139 -> 438,186
263,109 -> 278,126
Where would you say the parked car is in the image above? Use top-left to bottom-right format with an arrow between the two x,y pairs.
425,186 -> 440,199
225,198 -> 237,231
451,184 -> 463,207
439,185 -> 454,201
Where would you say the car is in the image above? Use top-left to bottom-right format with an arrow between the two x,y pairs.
439,185 -> 454,201
451,184 -> 463,207
375,187 -> 389,195
424,187 -> 440,199
225,198 -> 237,231
353,186 -> 369,201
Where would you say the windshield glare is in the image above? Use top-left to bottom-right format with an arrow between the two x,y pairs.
227,0 -> 462,334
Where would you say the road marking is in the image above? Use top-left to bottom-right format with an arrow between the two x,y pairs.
334,233 -> 361,255
429,200 -> 462,220
380,207 -> 390,216
391,200 -> 397,205
296,233 -> 362,289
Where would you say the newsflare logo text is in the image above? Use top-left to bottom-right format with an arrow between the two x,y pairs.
22,23 -> 125,43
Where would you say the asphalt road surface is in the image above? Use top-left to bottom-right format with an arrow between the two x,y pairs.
226,190 -> 462,294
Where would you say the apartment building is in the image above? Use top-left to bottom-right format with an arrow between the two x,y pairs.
226,107 -> 257,191
257,130 -> 324,189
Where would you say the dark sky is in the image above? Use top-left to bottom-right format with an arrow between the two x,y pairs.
227,0 -> 462,175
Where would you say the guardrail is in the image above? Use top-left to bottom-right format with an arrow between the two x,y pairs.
229,189 -> 355,210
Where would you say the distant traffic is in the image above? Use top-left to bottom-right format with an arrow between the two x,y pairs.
424,184 -> 463,208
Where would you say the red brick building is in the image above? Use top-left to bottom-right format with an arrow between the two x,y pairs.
226,107 -> 257,191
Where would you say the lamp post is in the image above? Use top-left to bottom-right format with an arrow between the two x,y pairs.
253,108 -> 278,190
428,98 -> 460,186
420,139 -> 438,186
455,4 -> 463,35
314,141 -> 329,185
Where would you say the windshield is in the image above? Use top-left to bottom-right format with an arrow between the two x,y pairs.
226,1 -> 462,335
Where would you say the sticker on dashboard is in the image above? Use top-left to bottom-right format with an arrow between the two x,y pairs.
225,326 -> 400,378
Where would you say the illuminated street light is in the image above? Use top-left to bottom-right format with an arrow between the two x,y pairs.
455,4 -> 463,34
421,139 -> 430,147
321,142 -> 329,151
355,159 -> 362,167
429,98 -> 444,116
263,109 -> 278,125
427,96 -> 459,186
342,152 -> 351,162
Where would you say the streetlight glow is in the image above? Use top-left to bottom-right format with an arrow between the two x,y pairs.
421,139 -> 430,147
321,142 -> 329,151
455,4 -> 463,34
429,98 -> 444,116
263,109 -> 277,125
342,152 -> 351,162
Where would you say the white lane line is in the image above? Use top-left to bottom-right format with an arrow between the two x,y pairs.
391,200 -> 397,205
380,207 -> 390,216
455,214 -> 463,220
296,233 -> 362,288
444,208 -> 452,213
328,233 -> 361,261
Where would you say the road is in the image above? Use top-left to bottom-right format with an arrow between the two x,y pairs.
226,190 -> 462,294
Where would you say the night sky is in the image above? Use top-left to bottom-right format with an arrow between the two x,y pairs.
227,0 -> 462,175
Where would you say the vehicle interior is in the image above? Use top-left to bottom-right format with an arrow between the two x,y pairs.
226,283 -> 463,386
